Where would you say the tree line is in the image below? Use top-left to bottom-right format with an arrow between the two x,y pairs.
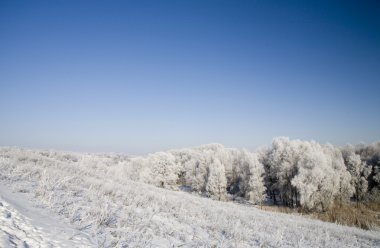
126,137 -> 380,211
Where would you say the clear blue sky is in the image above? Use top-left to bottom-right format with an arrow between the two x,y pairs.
1,1 -> 379,154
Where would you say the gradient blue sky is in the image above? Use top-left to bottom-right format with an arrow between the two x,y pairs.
1,1 -> 379,154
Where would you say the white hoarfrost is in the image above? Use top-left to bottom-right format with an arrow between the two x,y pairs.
0,185 -> 93,247
245,152 -> 266,204
264,137 -> 354,210
346,152 -> 371,202
146,152 -> 179,188
230,149 -> 266,204
292,143 -> 353,211
0,147 -> 379,247
205,159 -> 227,200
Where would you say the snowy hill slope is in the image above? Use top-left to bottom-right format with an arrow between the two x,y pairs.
0,147 -> 379,247
0,188 -> 93,248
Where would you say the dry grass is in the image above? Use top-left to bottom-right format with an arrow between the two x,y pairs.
259,202 -> 380,230
314,202 -> 380,230
259,205 -> 300,214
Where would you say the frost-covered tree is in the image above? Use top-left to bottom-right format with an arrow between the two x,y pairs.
168,148 -> 193,185
373,165 -> 380,185
146,152 -> 179,188
292,143 -> 353,211
183,150 -> 210,192
205,159 -> 227,200
324,144 -> 353,206
292,148 -> 330,210
369,165 -> 380,201
345,153 -> 371,203
245,152 -> 266,204
264,137 -> 302,207
168,144 -> 265,203
173,144 -> 231,194
263,137 -> 353,210
355,142 -> 380,201
228,149 -> 266,204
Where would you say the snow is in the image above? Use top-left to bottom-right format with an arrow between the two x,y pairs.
0,184 -> 93,247
0,147 -> 380,247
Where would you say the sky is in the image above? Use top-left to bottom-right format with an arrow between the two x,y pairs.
1,0 -> 380,154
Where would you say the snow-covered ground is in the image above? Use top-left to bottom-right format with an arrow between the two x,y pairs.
0,147 -> 379,247
0,185 -> 93,247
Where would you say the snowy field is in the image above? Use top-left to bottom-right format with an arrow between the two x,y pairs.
0,186 -> 93,247
0,147 -> 379,247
